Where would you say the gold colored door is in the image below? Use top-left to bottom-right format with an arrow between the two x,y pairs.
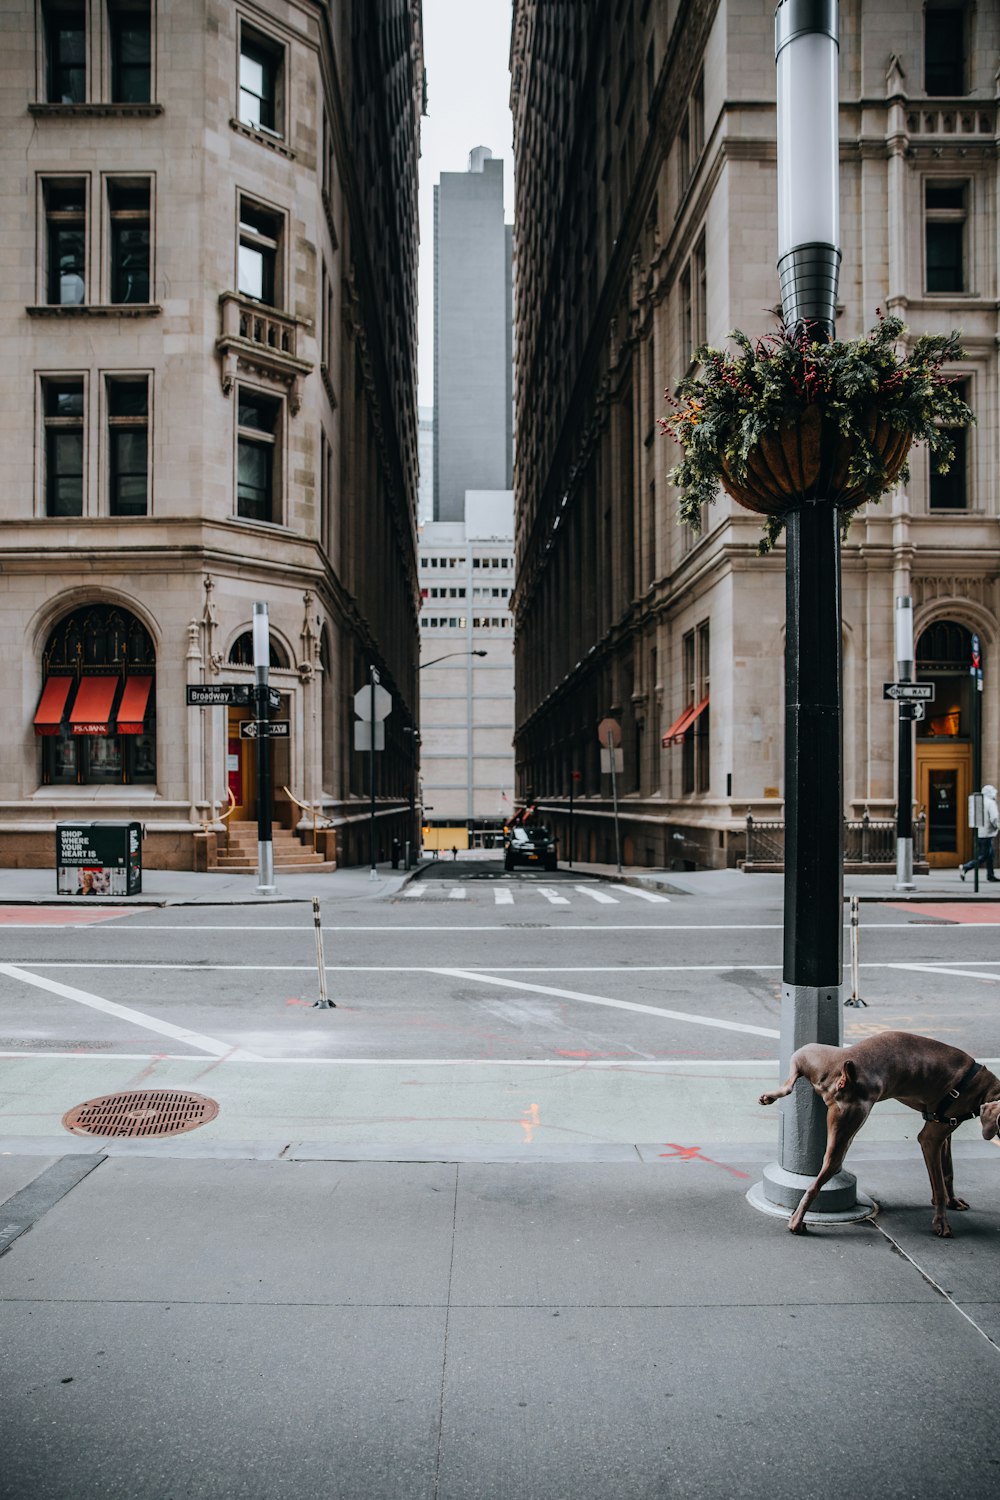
917,742 -> 972,869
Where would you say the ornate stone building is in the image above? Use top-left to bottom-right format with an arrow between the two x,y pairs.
510,0 -> 999,871
1,0 -> 423,870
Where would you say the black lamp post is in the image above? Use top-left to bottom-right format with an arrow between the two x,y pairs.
750,0 -> 870,1224
895,596 -> 915,890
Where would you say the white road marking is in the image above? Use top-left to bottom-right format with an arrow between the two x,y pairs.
887,962 -> 1000,983
4,962 -> 785,973
403,886 -> 426,898
448,887 -> 467,900
0,1052 -> 780,1067
0,963 -> 262,1059
494,889 -> 514,905
433,968 -> 780,1038
6,919 -> 988,933
574,886 -> 618,903
537,887 -> 570,905
616,886 -> 671,903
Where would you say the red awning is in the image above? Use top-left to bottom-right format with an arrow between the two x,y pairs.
116,674 -> 153,733
33,676 -> 73,737
661,695 -> 710,747
69,676 -> 118,736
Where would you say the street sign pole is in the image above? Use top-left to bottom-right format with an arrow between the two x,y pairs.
252,602 -> 275,894
895,596 -> 915,891
607,732 -> 622,875
972,633 -> 982,895
369,665 -> 378,880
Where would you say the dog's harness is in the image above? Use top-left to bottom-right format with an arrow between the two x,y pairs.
921,1061 -> 984,1126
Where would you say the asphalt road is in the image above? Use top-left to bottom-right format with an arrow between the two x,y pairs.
2,860 -> 1000,1150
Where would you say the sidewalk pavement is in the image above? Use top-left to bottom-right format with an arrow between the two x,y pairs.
0,856 -> 993,905
2,1141 -> 998,1499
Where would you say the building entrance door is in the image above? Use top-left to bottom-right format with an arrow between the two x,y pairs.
917,742 -> 972,869
227,707 -> 255,819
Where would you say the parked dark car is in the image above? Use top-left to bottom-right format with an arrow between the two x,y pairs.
504,821 -> 557,872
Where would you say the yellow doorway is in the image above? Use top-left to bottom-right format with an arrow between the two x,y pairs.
917,741 -> 973,869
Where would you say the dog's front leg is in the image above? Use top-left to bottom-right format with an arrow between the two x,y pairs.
919,1122 -> 959,1235
787,1102 -> 869,1234
941,1132 -> 969,1213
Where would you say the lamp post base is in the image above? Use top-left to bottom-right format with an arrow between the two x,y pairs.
894,836 -> 914,891
748,1163 -> 874,1224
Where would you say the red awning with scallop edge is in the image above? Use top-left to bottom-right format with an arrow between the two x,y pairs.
661,695 -> 710,747
33,676 -> 73,736
69,676 -> 118,736
116,674 -> 153,733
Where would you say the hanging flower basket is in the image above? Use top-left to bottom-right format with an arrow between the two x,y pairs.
661,315 -> 974,554
718,403 -> 913,518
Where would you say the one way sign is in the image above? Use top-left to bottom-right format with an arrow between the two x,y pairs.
883,682 -> 935,702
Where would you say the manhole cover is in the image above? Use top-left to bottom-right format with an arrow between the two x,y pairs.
62,1089 -> 219,1139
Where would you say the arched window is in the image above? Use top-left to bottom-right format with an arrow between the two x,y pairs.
36,604 -> 156,785
917,619 -> 976,740
228,630 -> 289,668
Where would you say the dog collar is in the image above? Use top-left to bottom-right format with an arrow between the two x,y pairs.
922,1061 -> 984,1126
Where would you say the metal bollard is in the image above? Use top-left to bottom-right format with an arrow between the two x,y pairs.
844,894 -> 867,1007
312,895 -> 335,1008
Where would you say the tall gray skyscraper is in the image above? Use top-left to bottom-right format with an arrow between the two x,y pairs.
433,147 -> 513,521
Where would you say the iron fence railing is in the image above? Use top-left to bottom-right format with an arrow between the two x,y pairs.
745,811 -> 926,867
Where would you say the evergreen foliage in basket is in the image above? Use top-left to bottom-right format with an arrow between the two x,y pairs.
660,314 -> 974,555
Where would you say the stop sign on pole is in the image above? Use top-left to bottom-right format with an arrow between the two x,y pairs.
354,682 -> 392,721
597,717 -> 621,747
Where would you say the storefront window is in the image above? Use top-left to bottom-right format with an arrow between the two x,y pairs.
37,603 -> 155,786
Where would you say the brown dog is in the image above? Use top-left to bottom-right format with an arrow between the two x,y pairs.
759,1030 -> 1000,1236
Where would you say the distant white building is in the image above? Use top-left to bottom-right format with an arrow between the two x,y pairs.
419,492 -> 514,845
420,148 -> 514,846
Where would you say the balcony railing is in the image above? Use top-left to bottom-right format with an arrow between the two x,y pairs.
217,292 -> 312,413
744,811 -> 927,871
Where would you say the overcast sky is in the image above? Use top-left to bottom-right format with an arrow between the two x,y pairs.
417,0 -> 515,406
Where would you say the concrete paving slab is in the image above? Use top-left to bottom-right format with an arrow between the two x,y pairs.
447,1163 -> 935,1310
0,1158 -> 457,1306
437,1303 -> 999,1500
0,1153 -> 57,1206
859,1157 -> 1000,1300
0,1302 -> 444,1500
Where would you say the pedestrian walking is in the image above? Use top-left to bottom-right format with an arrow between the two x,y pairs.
960,783 -> 999,882
451,845 -> 458,861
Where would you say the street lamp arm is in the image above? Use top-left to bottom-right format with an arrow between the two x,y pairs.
419,650 -> 487,669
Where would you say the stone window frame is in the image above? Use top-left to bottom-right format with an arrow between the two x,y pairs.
103,370 -> 152,518
234,383 -> 285,528
105,174 -> 153,306
237,192 -> 285,311
34,0 -> 160,111
236,17 -> 286,143
928,371 -> 976,516
39,371 -> 87,518
924,176 -> 970,296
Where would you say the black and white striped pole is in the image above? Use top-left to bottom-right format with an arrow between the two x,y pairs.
252,601 -> 275,895
750,0 -> 871,1224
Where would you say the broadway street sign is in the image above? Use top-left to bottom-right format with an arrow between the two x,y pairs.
187,684 -> 281,709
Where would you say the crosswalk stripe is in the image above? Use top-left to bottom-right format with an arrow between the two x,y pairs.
448,887 -> 466,900
403,885 -> 426,898
538,887 -> 570,905
619,886 -> 671,903
574,885 -> 618,904
494,889 -> 514,904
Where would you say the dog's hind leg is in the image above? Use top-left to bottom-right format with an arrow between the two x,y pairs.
919,1122 -> 960,1236
759,1060 -> 802,1108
